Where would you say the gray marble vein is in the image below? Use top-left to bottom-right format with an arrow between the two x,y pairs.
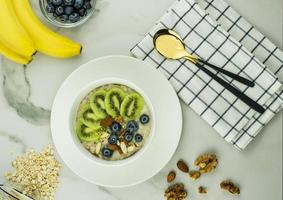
1,58 -> 50,125
0,131 -> 27,153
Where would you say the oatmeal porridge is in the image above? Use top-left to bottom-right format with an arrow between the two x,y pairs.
75,84 -> 152,161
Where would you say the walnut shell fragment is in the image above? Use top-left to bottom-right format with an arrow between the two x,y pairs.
194,154 -> 218,174
220,180 -> 240,195
164,183 -> 187,200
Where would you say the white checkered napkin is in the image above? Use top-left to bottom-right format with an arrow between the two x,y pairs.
198,0 -> 283,149
131,0 -> 282,149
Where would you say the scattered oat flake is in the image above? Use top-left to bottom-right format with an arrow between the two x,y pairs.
5,145 -> 61,200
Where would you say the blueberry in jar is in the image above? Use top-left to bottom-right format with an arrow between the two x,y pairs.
46,3 -> 55,13
102,147 -> 113,158
78,8 -> 86,16
135,133 -> 143,143
139,114 -> 150,124
51,0 -> 63,6
63,0 -> 75,5
126,120 -> 139,133
55,6 -> 64,15
64,6 -> 74,15
83,0 -> 92,9
69,12 -> 80,22
59,14 -> 68,22
108,134 -> 119,145
74,0 -> 85,9
110,122 -> 121,134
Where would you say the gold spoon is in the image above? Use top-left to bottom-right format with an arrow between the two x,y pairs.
153,29 -> 265,114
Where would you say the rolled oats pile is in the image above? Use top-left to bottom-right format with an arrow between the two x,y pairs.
5,145 -> 61,200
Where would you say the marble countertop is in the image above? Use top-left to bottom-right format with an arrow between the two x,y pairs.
0,0 -> 282,199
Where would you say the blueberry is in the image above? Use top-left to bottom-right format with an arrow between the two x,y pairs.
126,120 -> 139,133
51,0 -> 63,6
74,0 -> 85,9
59,14 -> 68,22
64,6 -> 74,15
69,12 -> 80,22
83,1 -> 92,9
108,134 -> 119,145
102,147 -> 113,158
63,0 -> 74,5
140,114 -> 150,124
110,122 -> 121,134
135,134 -> 143,143
55,6 -> 64,15
124,133 -> 133,142
78,8 -> 86,16
46,3 -> 55,13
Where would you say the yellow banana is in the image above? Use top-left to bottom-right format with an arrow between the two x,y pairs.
0,0 -> 36,58
13,0 -> 82,58
0,42 -> 32,65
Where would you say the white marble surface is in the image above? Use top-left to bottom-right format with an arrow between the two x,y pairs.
0,0 -> 282,199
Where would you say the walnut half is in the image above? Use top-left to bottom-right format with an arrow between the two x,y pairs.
220,180 -> 240,195
164,183 -> 188,200
194,154 -> 218,174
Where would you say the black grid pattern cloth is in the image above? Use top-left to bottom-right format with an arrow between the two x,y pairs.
198,0 -> 283,149
131,0 -> 283,150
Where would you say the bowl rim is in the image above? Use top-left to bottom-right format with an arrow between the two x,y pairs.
39,0 -> 96,28
70,77 -> 156,166
50,55 -> 183,187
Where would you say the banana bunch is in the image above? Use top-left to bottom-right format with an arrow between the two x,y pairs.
0,0 -> 82,65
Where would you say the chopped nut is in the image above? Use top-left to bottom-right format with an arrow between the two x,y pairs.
198,186 -> 207,194
114,116 -> 124,124
188,170 -> 201,180
120,142 -> 128,154
164,183 -> 187,200
167,171 -> 176,183
220,180 -> 240,195
127,145 -> 135,152
194,154 -> 218,174
100,117 -> 113,128
177,160 -> 189,173
95,143 -> 102,155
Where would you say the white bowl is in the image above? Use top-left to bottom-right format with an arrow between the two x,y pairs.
51,55 -> 182,187
70,78 -> 156,166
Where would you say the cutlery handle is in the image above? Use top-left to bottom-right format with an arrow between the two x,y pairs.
198,59 -> 255,87
195,62 -> 265,114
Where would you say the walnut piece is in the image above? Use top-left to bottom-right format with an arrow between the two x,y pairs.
198,186 -> 207,194
164,183 -> 187,200
188,170 -> 201,180
194,154 -> 218,174
220,180 -> 240,195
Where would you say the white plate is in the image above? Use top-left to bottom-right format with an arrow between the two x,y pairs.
51,55 -> 182,187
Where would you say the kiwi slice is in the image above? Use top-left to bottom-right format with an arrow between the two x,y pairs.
76,121 -> 102,142
120,93 -> 144,120
89,89 -> 107,119
77,103 -> 100,130
105,88 -> 126,117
